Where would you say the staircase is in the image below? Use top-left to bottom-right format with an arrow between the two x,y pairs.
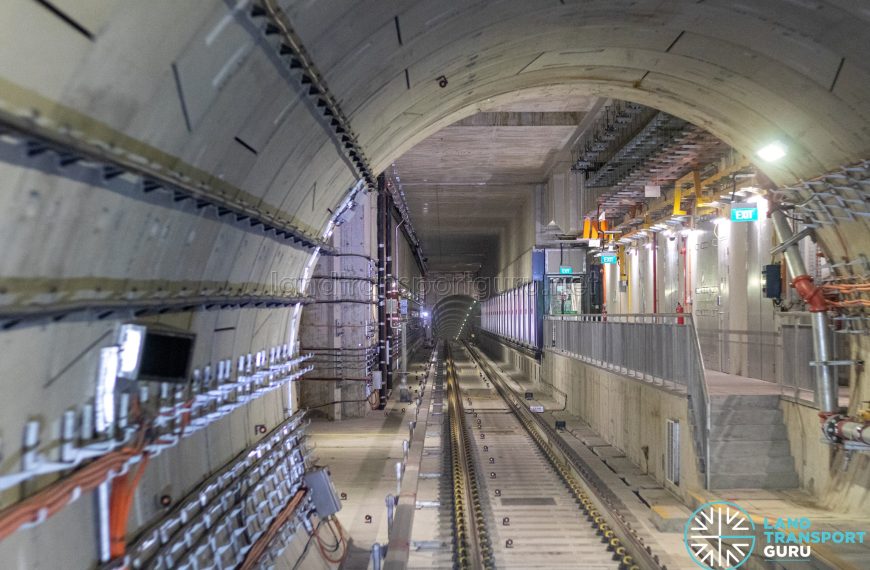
708,395 -> 799,490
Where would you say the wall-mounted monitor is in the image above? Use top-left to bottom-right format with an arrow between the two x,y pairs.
132,326 -> 196,383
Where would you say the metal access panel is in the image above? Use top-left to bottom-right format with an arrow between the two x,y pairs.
304,467 -> 342,518
544,247 -> 586,275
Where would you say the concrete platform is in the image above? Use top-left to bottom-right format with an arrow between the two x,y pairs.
307,357 -> 444,569
489,354 -> 870,570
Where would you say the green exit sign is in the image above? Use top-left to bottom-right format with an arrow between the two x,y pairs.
559,266 -> 573,275
731,203 -> 758,222
600,254 -> 618,264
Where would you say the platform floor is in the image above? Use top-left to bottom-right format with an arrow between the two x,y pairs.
308,350 -> 867,570
705,369 -> 851,406
307,356 -> 447,569
495,356 -> 870,570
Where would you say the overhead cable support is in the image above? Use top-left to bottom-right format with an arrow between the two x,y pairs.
0,101 -> 331,252
0,357 -> 313,539
387,164 -> 428,274
0,291 -> 311,330
250,0 -> 376,189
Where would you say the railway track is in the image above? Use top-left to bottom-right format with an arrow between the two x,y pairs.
445,342 -> 666,570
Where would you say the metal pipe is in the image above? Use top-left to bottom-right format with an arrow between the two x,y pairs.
652,232 -> 658,313
371,543 -> 383,570
770,210 -> 838,415
824,416 -> 870,445
384,191 -> 394,393
394,219 -> 407,289
96,482 -> 112,563
377,176 -> 388,408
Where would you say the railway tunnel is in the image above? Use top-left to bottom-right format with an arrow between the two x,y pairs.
0,1 -> 868,568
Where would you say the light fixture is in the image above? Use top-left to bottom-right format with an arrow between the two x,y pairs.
756,141 -> 786,162
96,346 -> 120,434
118,324 -> 146,379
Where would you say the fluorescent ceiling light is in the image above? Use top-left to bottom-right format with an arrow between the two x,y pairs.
756,141 -> 786,162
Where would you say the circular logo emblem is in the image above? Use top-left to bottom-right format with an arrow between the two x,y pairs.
684,501 -> 756,569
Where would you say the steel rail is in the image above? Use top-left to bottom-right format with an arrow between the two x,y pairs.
465,343 -> 668,570
445,347 -> 491,569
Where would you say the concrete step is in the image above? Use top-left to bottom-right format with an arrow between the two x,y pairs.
710,423 -> 788,441
711,408 -> 783,426
651,504 -> 693,532
710,394 -> 781,410
711,470 -> 799,490
709,440 -> 793,457
711,453 -> 796,474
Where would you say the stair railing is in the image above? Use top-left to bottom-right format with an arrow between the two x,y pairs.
545,313 -> 712,489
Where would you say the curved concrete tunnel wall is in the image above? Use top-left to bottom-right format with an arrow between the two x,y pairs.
0,0 -> 868,566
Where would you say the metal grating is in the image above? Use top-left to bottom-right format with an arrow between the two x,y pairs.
771,161 -> 870,334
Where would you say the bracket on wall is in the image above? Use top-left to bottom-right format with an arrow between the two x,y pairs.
248,1 -> 377,190
770,226 -> 814,255
0,107 -> 331,252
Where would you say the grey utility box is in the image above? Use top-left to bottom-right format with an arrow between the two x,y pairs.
304,467 -> 342,518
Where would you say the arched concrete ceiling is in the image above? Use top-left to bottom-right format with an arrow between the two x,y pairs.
286,1 -> 870,183
1,1 -> 866,297
433,295 -> 478,338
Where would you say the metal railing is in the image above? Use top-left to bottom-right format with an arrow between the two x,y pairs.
695,313 -> 839,407
776,312 -> 845,406
545,313 -> 711,487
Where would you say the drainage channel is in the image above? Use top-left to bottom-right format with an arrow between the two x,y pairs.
447,341 -> 663,570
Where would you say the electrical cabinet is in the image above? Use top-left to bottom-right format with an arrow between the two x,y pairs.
763,263 -> 782,299
304,467 -> 342,518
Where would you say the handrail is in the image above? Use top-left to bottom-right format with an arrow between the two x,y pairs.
547,312 -> 686,323
686,318 -> 712,489
544,313 -> 712,488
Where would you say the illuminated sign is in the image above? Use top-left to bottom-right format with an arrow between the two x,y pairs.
600,254 -> 618,264
559,266 -> 573,275
730,203 -> 758,222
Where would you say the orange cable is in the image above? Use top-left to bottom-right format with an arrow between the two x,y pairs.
109,453 -> 150,558
0,425 -> 147,542
239,489 -> 307,570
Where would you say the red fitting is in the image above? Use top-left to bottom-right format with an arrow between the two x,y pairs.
792,275 -> 828,312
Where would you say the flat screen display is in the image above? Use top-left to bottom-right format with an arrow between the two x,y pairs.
138,330 -> 195,383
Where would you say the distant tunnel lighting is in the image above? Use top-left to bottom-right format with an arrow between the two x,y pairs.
422,311 -> 430,317
756,141 -> 786,162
